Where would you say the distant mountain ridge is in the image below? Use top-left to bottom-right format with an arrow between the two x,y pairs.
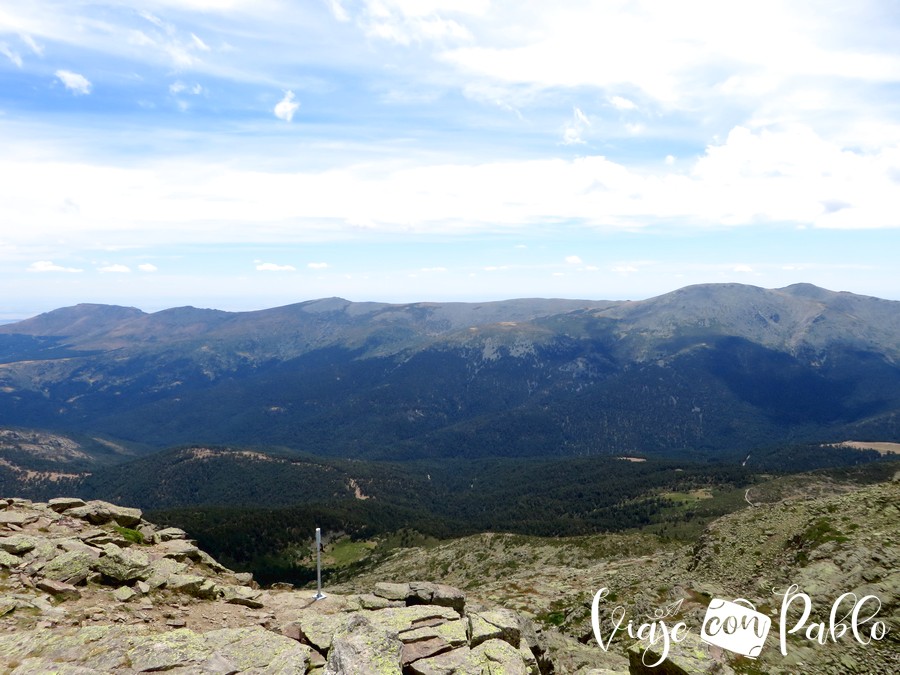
1,283 -> 899,459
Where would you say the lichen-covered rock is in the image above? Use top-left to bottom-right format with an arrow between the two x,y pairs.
222,584 -> 264,608
627,631 -> 736,675
40,550 -> 95,584
0,511 -> 29,526
0,625 -> 310,674
0,534 -> 39,555
468,608 -> 522,649
166,573 -> 218,599
0,497 -> 557,675
324,613 -> 403,675
93,543 -> 152,583
113,585 -> 137,602
35,578 -> 81,601
288,611 -> 350,652
153,527 -> 188,542
408,638 -> 535,675
408,581 -> 466,615
47,497 -> 87,513
0,550 -> 20,568
374,581 -> 410,601
65,500 -> 142,527
146,556 -> 188,589
157,538 -> 201,561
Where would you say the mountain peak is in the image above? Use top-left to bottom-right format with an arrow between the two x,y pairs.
0,304 -> 145,337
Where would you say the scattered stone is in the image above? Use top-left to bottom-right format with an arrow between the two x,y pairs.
166,573 -> 218,599
35,579 -> 81,601
234,572 -> 254,585
152,527 -> 187,542
113,586 -> 137,603
221,584 -> 264,609
158,538 -> 201,561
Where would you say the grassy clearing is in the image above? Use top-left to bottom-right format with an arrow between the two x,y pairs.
324,538 -> 377,567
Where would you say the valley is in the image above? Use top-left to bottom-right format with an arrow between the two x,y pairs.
0,282 -> 898,673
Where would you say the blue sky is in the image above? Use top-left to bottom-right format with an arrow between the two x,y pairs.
1,0 -> 899,319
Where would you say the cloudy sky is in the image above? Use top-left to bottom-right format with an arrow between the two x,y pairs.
1,0 -> 899,318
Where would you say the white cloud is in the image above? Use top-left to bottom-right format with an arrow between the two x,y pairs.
256,262 -> 296,271
420,267 -> 447,272
609,95 -> 637,110
274,91 -> 300,122
733,264 -> 754,273
27,260 -> 83,273
170,81 -> 203,95
562,107 -> 591,145
21,34 -> 43,56
613,265 -> 639,274
0,43 -> 23,68
55,70 -> 91,95
307,262 -> 329,269
138,263 -> 158,272
0,123 -> 896,264
327,0 -> 350,22
359,0 -> 476,46
665,155 -> 676,165
190,33 -> 210,52
564,255 -> 583,265
98,264 -> 131,273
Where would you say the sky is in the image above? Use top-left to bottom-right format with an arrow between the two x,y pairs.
1,0 -> 899,319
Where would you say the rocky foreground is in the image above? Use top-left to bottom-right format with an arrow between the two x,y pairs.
3,481 -> 898,674
0,497 -> 561,674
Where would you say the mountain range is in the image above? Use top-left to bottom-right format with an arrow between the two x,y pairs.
1,282 -> 899,461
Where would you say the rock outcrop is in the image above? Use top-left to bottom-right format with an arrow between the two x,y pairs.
0,497 -> 550,674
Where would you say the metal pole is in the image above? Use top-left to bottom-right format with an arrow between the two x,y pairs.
314,527 -> 326,600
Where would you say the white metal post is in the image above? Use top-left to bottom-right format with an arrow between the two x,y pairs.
314,527 -> 326,600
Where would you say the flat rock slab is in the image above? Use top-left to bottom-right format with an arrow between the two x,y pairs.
0,625 -> 311,674
65,501 -> 143,527
36,578 -> 82,601
407,638 -> 534,675
222,584 -> 265,608
158,539 -> 201,561
47,498 -> 87,513
0,534 -> 39,555
153,527 -> 188,542
0,512 -> 29,526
